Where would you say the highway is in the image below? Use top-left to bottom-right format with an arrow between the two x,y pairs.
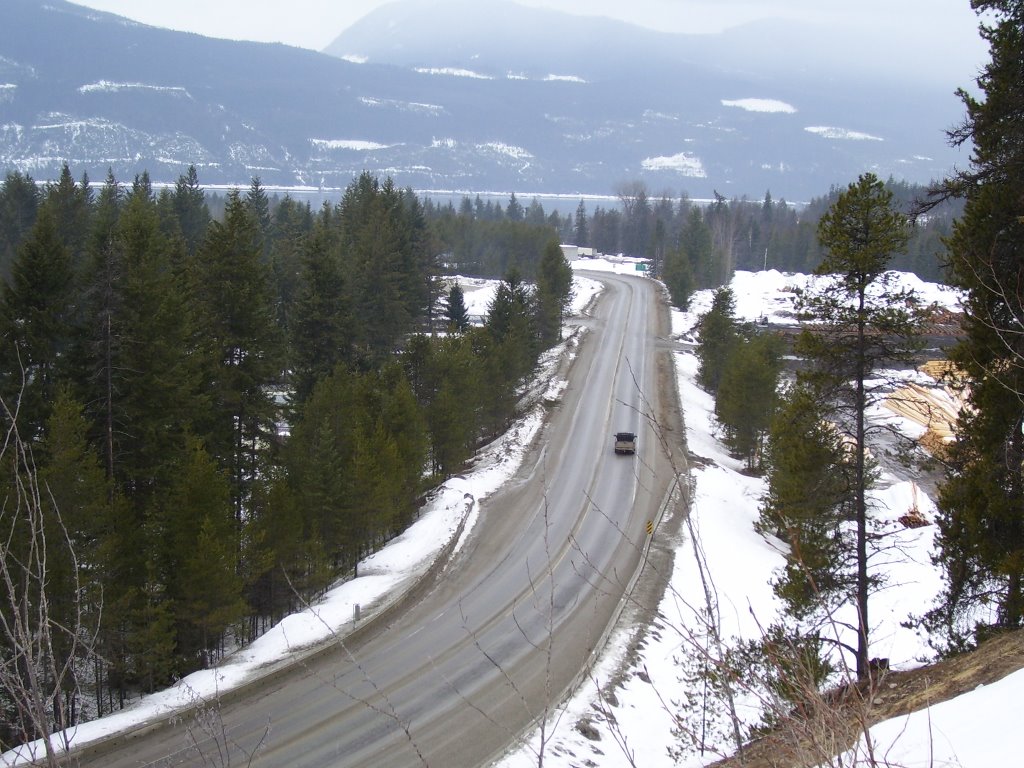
76,271 -> 682,768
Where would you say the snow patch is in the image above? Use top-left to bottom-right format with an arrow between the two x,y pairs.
641,151 -> 707,177
679,269 -> 963,333
722,98 -> 797,114
643,110 -> 679,121
358,97 -> 444,115
310,139 -> 391,151
414,67 -> 493,80
341,54 -> 368,64
476,142 -> 533,160
543,74 -> 586,83
78,80 -> 192,98
805,125 -> 884,141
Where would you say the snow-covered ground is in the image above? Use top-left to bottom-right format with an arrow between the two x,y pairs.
6,260 -> 1012,768
499,265 -> 1014,768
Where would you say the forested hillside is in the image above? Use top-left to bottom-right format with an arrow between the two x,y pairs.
0,165 -> 572,749
0,160 -> 958,750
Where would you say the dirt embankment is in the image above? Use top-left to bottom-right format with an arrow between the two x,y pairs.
710,628 -> 1024,768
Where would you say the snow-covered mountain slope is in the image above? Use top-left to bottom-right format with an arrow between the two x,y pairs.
0,0 -> 968,199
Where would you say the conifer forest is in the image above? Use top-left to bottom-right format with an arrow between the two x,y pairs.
0,162 -> 958,746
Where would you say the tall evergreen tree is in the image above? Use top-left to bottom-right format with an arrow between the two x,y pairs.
339,174 -> 434,361
0,209 -> 76,435
715,332 -> 782,469
696,287 -> 739,394
479,271 -> 537,433
170,165 -> 210,257
286,370 -> 355,569
422,334 -> 481,476
161,437 -> 243,667
41,164 -> 92,270
107,186 -> 201,514
268,195 -> 315,333
36,388 -> 111,725
74,171 -> 123,482
662,243 -> 695,310
191,190 -> 284,527
796,172 -> 925,679
573,199 -> 588,247
758,385 -> 853,621
0,171 -> 40,280
289,219 -> 350,408
680,206 -> 716,289
535,239 -> 573,346
443,282 -> 471,333
929,0 -> 1024,648
244,176 -> 274,265
505,193 -> 524,222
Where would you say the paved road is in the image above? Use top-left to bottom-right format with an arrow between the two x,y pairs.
76,271 -> 680,768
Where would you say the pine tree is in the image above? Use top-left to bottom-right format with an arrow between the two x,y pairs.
244,176 -> 274,266
170,165 -> 210,257
662,244 -> 695,310
100,185 -> 202,519
369,362 -> 428,528
680,206 -> 716,289
339,174 -> 434,361
74,171 -> 123,482
795,172 -> 926,679
505,193 -> 524,222
574,199 -> 588,247
0,209 -> 76,435
715,332 -> 782,469
929,0 -> 1024,648
268,194 -> 315,333
289,219 -> 350,408
41,164 -> 92,270
247,470 -> 317,622
758,385 -> 853,621
482,269 -> 537,431
286,366 -> 359,569
35,388 -> 112,727
159,436 -> 238,664
0,171 -> 40,281
191,190 -> 284,526
696,287 -> 739,394
179,515 -> 247,665
535,239 -> 573,346
407,334 -> 481,477
444,282 -> 471,333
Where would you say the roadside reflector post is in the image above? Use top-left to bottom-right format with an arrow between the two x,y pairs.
354,604 -> 361,623
646,520 -> 654,536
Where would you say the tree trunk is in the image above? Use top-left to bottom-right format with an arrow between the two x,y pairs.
855,289 -> 870,680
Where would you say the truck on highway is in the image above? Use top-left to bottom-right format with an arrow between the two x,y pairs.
614,431 -> 637,455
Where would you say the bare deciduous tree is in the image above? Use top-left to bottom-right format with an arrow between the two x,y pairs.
1,392 -> 93,765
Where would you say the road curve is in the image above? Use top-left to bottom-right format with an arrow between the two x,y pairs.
75,271 -> 681,768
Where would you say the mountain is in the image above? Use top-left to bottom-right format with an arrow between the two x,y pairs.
0,0 -> 968,200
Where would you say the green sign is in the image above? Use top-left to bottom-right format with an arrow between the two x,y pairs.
635,263 -> 648,272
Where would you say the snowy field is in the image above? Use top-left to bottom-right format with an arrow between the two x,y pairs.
6,260 -> 1014,768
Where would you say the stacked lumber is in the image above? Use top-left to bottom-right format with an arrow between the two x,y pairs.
883,360 -> 968,457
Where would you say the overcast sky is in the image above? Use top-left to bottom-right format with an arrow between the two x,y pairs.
70,0 -> 985,57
